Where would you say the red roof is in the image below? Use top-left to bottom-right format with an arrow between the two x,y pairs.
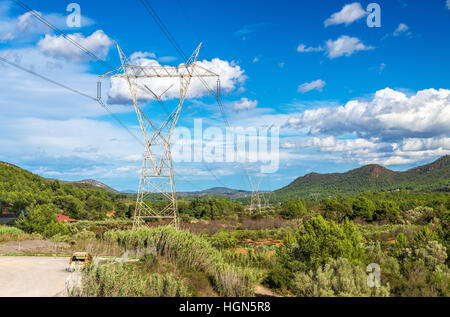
56,214 -> 76,222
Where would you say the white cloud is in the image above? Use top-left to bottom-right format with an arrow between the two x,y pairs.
393,23 -> 410,36
285,87 -> 450,142
297,36 -> 373,59
232,98 -> 258,111
282,134 -> 450,166
107,56 -> 247,104
296,44 -> 323,53
17,11 -> 41,32
281,142 -> 296,149
130,51 -> 156,61
1,32 -> 14,42
0,8 -> 95,43
298,79 -> 326,93
324,3 -> 367,27
325,35 -> 373,58
38,30 -> 113,61
0,47 -> 129,119
447,0 -> 450,9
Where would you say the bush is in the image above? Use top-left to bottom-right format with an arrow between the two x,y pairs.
0,226 -> 24,236
292,257 -> 390,297
15,204 -> 69,238
352,197 -> 375,221
263,267 -> 293,290
104,226 -> 261,296
75,262 -> 191,297
279,216 -> 366,272
280,199 -> 307,219
209,231 -> 237,250
403,206 -> 436,225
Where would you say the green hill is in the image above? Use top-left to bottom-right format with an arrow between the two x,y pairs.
0,161 -> 127,219
274,155 -> 450,200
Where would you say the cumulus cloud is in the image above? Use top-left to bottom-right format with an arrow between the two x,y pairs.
297,36 -> 373,59
0,8 -> 95,43
107,55 -> 247,104
285,87 -> 450,142
130,51 -> 156,61
324,3 -> 367,27
281,141 -> 297,149
17,11 -> 40,32
296,44 -> 323,53
232,98 -> 258,111
325,35 -> 373,58
298,79 -> 326,93
38,30 -> 113,61
447,0 -> 450,9
393,23 -> 410,36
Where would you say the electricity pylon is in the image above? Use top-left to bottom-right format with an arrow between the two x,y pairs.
249,174 -> 263,213
100,42 -> 218,228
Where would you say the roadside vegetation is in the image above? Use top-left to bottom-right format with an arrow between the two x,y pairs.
0,162 -> 448,297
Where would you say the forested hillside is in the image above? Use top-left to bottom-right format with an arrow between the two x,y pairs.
0,162 -> 127,220
275,156 -> 450,200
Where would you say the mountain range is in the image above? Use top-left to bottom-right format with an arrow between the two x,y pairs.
274,155 -> 449,199
1,155 -> 448,200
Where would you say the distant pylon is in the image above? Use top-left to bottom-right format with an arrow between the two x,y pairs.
249,174 -> 264,212
100,42 -> 218,228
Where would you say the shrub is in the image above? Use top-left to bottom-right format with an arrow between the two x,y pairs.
415,241 -> 447,268
209,231 -> 237,250
263,267 -> 293,290
15,204 -> 69,238
75,262 -> 191,297
403,206 -> 436,225
0,225 -> 24,236
104,226 -> 261,296
77,262 -> 147,297
352,197 -> 375,221
292,257 -> 390,297
280,199 -> 307,219
279,216 -> 366,272
412,227 -> 438,247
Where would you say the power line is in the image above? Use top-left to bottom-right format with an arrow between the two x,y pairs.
139,0 -> 252,189
0,55 -> 203,191
11,0 -> 225,191
12,0 -> 112,69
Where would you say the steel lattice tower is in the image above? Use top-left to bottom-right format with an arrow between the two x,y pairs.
100,43 -> 218,228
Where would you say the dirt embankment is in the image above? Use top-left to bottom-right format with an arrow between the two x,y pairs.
0,240 -> 70,255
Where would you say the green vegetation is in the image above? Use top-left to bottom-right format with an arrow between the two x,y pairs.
103,226 -> 261,296
74,261 -> 192,297
274,155 -> 449,200
1,158 -> 448,297
0,162 -> 127,222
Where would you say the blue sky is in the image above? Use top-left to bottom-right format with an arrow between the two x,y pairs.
0,0 -> 449,192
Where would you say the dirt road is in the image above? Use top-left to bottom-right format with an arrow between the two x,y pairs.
0,256 -> 70,297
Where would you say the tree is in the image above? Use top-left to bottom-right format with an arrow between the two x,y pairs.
279,216 -> 366,271
114,201 -> 128,219
374,200 -> 400,222
352,197 -> 375,221
280,199 -> 307,219
15,204 -> 68,238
